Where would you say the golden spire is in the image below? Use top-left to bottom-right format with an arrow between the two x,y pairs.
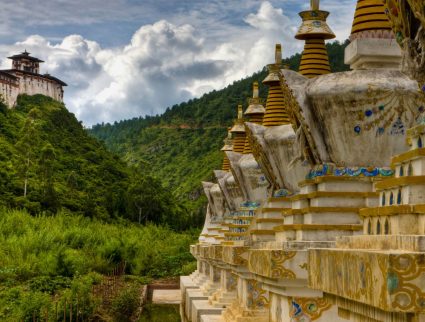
221,129 -> 233,171
350,0 -> 392,40
295,0 -> 335,78
262,44 -> 291,127
230,105 -> 246,153
243,82 -> 265,154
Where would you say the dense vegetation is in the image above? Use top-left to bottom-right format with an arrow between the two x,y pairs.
90,40 -> 350,221
0,208 -> 197,321
0,94 -> 194,229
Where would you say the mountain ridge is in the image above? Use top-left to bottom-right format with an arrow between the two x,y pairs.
89,40 -> 350,222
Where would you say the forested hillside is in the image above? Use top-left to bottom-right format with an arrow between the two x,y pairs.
90,40 -> 350,223
0,94 -> 189,229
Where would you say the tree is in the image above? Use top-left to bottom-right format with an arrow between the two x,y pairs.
15,108 -> 42,197
39,143 -> 59,213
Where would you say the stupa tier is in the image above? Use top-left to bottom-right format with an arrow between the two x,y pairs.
181,0 -> 425,321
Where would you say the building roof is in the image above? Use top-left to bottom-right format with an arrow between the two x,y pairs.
7,50 -> 44,63
0,71 -> 18,80
1,69 -> 67,86
43,73 -> 68,86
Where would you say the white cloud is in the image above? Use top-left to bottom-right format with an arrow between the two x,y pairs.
0,1 -> 354,125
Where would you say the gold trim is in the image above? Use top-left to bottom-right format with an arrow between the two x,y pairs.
290,191 -> 378,201
224,232 -> 247,236
375,176 -> 425,190
391,148 -> 425,165
283,206 -> 361,216
221,241 -> 234,246
359,204 -> 425,217
268,196 -> 292,203
262,207 -> 290,212
249,229 -> 275,235
274,224 -> 362,231
256,218 -> 283,223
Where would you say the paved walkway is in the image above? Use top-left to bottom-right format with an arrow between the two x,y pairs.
152,289 -> 181,304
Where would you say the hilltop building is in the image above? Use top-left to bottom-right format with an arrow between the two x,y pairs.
0,50 -> 66,107
181,0 -> 425,321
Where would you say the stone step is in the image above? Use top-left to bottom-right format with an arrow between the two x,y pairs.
265,196 -> 292,208
255,223 -> 280,230
250,229 -> 276,243
186,289 -> 209,321
201,315 -> 223,322
192,300 -> 223,322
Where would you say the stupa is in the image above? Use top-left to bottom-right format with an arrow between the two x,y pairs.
181,0 -> 425,321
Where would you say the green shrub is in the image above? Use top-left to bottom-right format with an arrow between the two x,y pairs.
180,261 -> 197,276
110,284 -> 141,322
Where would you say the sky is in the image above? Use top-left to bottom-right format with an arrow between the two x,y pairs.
0,0 -> 355,126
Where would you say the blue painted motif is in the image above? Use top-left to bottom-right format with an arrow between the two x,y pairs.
390,117 -> 405,135
365,110 -> 373,117
376,127 -> 385,136
387,272 -> 399,293
291,301 -> 302,316
307,164 -> 394,179
354,125 -> 361,134
273,189 -> 292,197
240,201 -> 260,208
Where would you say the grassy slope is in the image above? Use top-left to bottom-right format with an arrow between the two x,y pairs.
90,41 -> 350,222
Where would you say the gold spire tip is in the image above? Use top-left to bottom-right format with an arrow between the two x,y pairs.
252,81 -> 259,99
237,105 -> 243,119
311,0 -> 319,11
275,44 -> 282,65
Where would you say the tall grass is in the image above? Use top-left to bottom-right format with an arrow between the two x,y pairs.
0,208 -> 197,280
0,208 -> 198,321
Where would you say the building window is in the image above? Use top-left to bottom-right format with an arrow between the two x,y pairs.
376,220 -> 381,235
399,165 -> 404,177
382,193 -> 386,206
384,219 -> 389,235
408,163 -> 413,176
419,137 -> 423,149
367,220 -> 372,235
389,192 -> 394,205
397,190 -> 402,205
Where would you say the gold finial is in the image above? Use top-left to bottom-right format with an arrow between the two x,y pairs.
252,81 -> 259,99
238,105 -> 243,120
275,44 -> 282,66
311,0 -> 319,11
